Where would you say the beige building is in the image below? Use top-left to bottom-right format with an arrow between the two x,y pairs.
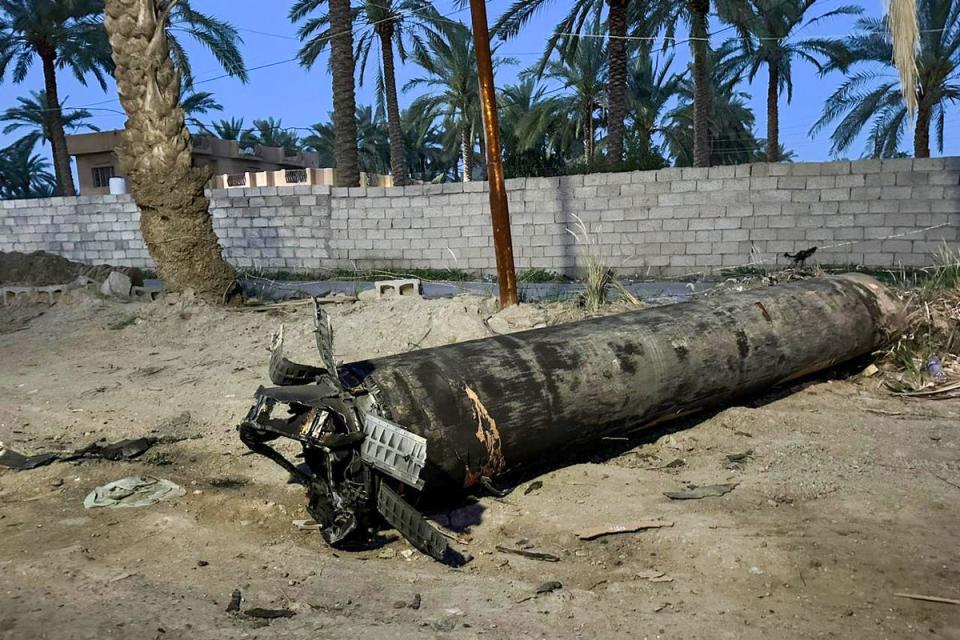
65,130 -> 324,195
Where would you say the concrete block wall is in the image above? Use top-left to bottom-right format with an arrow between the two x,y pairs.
1,157 -> 958,277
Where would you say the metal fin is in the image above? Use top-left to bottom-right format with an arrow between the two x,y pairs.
361,415 -> 427,490
313,299 -> 336,375
377,482 -> 465,566
268,324 -> 327,386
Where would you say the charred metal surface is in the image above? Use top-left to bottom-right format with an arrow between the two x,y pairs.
238,275 -> 902,563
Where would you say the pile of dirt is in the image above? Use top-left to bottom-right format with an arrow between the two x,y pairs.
0,250 -> 145,286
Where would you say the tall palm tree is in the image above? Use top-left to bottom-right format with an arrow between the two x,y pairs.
661,41 -> 760,166
290,0 -> 360,187
0,90 -> 100,150
541,22 -> 607,165
407,22 -> 513,181
240,117 -> 301,150
0,136 -> 56,199
717,0 -> 860,161
811,0 -> 959,158
350,0 -> 444,186
658,0 -> 717,166
104,0 -> 240,301
0,0 -> 111,196
494,0 -> 663,167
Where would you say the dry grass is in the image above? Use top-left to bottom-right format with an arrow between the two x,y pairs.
565,214 -> 617,312
881,244 -> 960,391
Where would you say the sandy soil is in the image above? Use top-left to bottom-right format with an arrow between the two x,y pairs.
1,290 -> 959,640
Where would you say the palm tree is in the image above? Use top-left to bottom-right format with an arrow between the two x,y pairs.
661,41 -> 760,166
164,3 -> 247,88
407,23 -> 513,181
104,0 -> 239,301
181,89 -> 222,130
0,136 -> 56,199
240,117 -> 301,150
349,0 -> 444,185
811,1 -> 959,158
494,0 -> 666,166
304,107 -> 391,175
717,0 -> 860,162
657,0 -> 715,167
499,77 -> 569,177
0,90 -> 100,150
401,106 -> 449,182
0,0 -> 112,196
541,22 -> 607,165
625,47 -> 679,168
211,117 -> 246,141
290,0 -> 360,187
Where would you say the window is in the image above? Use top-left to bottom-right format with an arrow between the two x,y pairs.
285,168 -> 306,183
92,166 -> 115,188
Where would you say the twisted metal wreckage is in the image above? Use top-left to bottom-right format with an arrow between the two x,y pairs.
239,274 -> 902,565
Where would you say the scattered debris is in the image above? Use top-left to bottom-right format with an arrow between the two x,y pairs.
575,519 -> 674,540
726,450 -> 754,463
83,476 -> 186,509
523,480 -> 543,495
862,364 -> 879,378
664,483 -> 739,500
894,380 -> 960,398
646,458 -> 685,471
927,357 -> 947,383
292,519 -> 322,531
894,592 -> 960,606
393,594 -> 422,610
0,442 -> 57,470
536,581 -> 562,594
650,575 -> 674,583
69,437 -> 155,461
226,590 -> 242,613
637,569 -> 666,580
244,608 -> 296,619
495,545 -> 560,562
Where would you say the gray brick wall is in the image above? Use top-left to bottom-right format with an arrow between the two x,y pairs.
1,158 -> 958,277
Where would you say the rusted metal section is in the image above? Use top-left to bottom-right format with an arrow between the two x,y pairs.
238,275 -> 902,563
468,0 -> 518,307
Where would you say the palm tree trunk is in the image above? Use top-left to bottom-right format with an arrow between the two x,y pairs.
104,0 -> 237,302
329,0 -> 361,187
38,50 -> 76,197
606,0 -> 628,166
689,0 -> 712,167
461,124 -> 473,182
585,105 -> 595,164
377,26 -> 410,187
766,63 -> 779,162
914,96 -> 931,158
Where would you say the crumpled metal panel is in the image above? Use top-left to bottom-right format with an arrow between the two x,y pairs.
361,414 -> 427,490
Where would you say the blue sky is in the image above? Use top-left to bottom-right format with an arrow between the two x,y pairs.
1,0 -> 957,166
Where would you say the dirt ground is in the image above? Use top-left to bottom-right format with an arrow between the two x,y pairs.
1,289 -> 959,640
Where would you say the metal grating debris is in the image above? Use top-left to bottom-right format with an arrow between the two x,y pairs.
361,414 -> 427,489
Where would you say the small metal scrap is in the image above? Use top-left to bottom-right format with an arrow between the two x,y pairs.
664,483 -> 739,500
495,545 -> 560,562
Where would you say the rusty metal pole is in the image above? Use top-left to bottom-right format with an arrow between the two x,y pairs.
468,0 -> 518,307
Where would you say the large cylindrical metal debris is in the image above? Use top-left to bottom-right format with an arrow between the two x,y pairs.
340,274 -> 900,490
240,274 -> 902,561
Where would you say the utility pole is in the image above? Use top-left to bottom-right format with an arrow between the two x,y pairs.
468,0 -> 518,307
